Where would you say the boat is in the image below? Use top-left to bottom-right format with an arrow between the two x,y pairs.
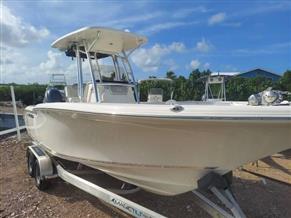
43,74 -> 67,102
24,27 -> 291,196
138,78 -> 174,103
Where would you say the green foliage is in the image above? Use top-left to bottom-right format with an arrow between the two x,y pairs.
140,69 -> 290,101
164,70 -> 210,101
0,84 -> 47,105
275,70 -> 291,101
226,76 -> 274,101
276,70 -> 291,91
0,70 -> 290,105
139,79 -> 173,101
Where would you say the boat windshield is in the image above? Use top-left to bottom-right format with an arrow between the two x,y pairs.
94,56 -> 134,83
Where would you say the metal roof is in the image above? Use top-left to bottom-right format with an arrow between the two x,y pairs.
211,72 -> 240,77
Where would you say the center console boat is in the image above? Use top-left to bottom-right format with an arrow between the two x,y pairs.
25,27 -> 291,197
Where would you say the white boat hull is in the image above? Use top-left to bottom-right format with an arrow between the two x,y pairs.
25,103 -> 291,195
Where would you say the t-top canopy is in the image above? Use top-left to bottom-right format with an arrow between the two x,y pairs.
51,27 -> 147,55
138,78 -> 173,83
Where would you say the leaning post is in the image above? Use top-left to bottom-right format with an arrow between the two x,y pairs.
10,86 -> 21,141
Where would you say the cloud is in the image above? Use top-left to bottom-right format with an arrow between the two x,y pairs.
222,22 -> 241,27
0,46 -> 19,65
223,3 -> 291,27
39,50 -> 83,84
173,6 -> 208,18
233,2 -> 291,18
0,59 -> 13,65
168,42 -> 186,52
139,21 -> 199,35
131,42 -> 185,72
188,60 -> 210,70
1,4 -> 49,47
206,3 -> 291,28
164,59 -> 179,71
223,65 -> 238,71
195,38 -> 213,53
208,12 -> 226,25
203,62 -> 210,69
1,49 -> 52,83
106,12 -> 163,27
39,51 -> 63,73
233,41 -> 291,56
190,59 -> 201,69
1,48 -> 77,84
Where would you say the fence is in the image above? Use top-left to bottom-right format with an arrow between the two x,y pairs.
0,86 -> 25,140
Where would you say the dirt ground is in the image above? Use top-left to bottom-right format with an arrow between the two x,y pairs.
1,133 -> 290,218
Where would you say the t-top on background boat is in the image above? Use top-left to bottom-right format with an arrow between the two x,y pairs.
201,73 -> 227,102
24,27 -> 291,198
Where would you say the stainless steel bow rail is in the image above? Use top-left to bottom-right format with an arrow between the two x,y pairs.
27,143 -> 246,218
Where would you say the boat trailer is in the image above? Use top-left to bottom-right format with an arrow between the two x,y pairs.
27,143 -> 246,218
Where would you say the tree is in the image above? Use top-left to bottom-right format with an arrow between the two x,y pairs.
226,77 -> 274,101
277,70 -> 291,91
1,70 -> 290,105
0,84 -> 47,105
166,71 -> 176,80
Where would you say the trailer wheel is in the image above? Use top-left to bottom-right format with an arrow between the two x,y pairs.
27,150 -> 35,177
34,161 -> 49,190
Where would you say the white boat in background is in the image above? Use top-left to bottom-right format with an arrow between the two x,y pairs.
138,78 -> 174,104
25,27 -> 291,196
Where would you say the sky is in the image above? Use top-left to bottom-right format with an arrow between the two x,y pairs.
1,0 -> 291,84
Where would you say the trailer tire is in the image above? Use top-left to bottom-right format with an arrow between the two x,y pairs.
34,161 -> 49,190
27,150 -> 35,177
